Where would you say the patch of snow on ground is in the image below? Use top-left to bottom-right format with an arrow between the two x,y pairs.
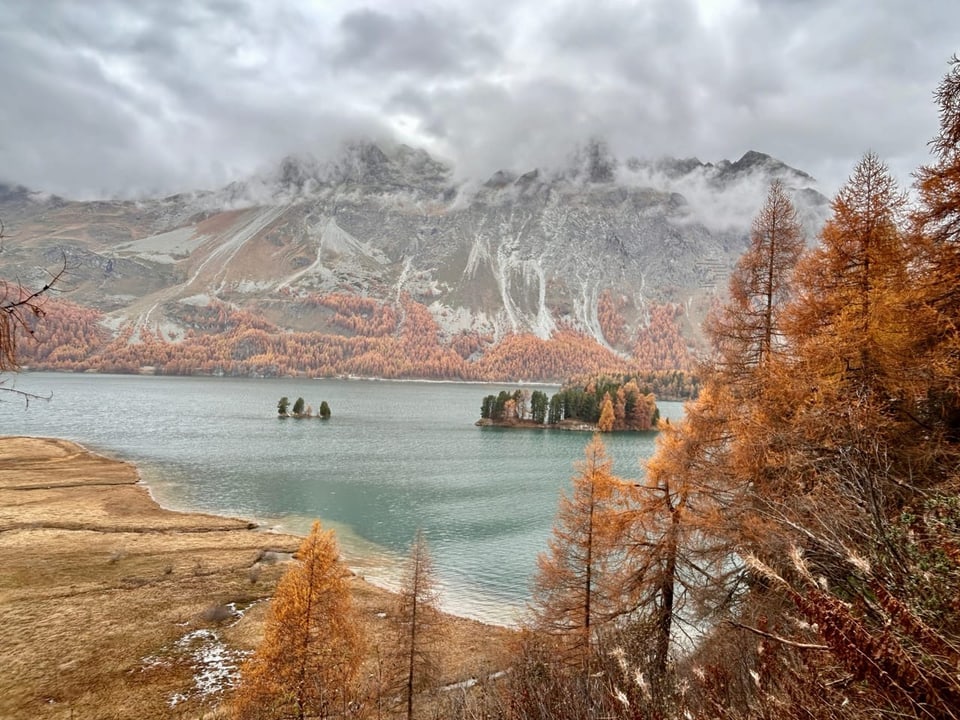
164,628 -> 251,707
139,654 -> 171,671
441,670 -> 508,692
225,600 -> 264,627
180,293 -> 212,307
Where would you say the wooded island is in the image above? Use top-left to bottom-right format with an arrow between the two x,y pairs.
477,373 -> 660,432
277,396 -> 331,419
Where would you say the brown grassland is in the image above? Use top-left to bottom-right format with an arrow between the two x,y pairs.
0,435 -> 513,720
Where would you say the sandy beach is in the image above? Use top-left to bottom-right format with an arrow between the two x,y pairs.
0,435 -> 512,720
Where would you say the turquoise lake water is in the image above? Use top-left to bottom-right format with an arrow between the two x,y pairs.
2,372 -> 683,624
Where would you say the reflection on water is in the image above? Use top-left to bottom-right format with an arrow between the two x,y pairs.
4,372 -> 683,624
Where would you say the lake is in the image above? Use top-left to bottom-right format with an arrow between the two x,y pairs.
1,372 -> 683,624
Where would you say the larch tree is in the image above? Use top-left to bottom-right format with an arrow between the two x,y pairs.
389,529 -> 447,720
707,179 -> 805,381
530,435 -> 630,670
597,392 -> 615,432
232,521 -> 364,720
777,151 -> 936,537
915,55 -> 960,247
700,180 -> 807,552
610,180 -> 807,713
914,54 -> 960,441
619,381 -> 742,708
722,147 -> 960,717
734,154 -> 918,588
786,152 -> 911,395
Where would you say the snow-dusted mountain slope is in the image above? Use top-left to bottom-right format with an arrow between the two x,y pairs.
0,141 -> 829,351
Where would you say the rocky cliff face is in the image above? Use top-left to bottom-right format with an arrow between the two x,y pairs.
0,142 -> 829,359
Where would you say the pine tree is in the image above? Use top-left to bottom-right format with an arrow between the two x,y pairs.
530,390 -> 549,424
389,530 -> 447,720
548,393 -> 563,424
232,521 -> 364,720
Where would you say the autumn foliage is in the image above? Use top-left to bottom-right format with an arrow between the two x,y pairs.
10,55 -> 960,720
12,286 -> 696,386
501,59 -> 960,720
530,435 -> 631,666
480,373 -> 661,430
231,522 -> 364,720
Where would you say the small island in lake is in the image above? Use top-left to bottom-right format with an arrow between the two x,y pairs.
277,396 -> 331,419
477,373 -> 660,432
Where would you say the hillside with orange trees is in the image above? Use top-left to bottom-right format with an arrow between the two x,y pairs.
14,292 -> 698,395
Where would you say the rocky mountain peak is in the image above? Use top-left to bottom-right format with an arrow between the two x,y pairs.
721,149 -> 814,183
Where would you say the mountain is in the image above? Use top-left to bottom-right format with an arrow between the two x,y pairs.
0,142 -> 829,384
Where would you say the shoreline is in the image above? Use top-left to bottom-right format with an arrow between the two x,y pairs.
8,425 -> 518,626
136,449 -> 523,627
0,435 -> 513,720
4,435 -> 519,626
476,417 -> 661,433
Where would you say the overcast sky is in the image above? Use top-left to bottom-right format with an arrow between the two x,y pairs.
1,0 -> 957,199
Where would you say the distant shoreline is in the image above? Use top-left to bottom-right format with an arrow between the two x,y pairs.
19,367 -> 563,388
475,418 -> 662,433
475,417 -> 600,432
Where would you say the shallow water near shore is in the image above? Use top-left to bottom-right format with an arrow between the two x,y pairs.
3,372 -> 682,624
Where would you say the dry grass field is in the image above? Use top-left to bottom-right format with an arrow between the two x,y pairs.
0,436 -> 512,720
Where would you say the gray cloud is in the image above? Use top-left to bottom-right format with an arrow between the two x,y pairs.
334,8 -> 499,76
0,0 -> 957,199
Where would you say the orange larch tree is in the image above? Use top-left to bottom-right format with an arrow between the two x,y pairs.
530,435 -> 631,669
722,147 -> 960,717
619,379 -> 741,709
914,54 -> 960,441
597,392 -> 615,432
778,151 -> 936,526
786,153 -> 913,393
707,179 -> 805,382
231,521 -> 365,720
389,530 -> 447,720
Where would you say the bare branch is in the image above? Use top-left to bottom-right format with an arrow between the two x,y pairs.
1,213 -> 69,401
724,620 -> 830,651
